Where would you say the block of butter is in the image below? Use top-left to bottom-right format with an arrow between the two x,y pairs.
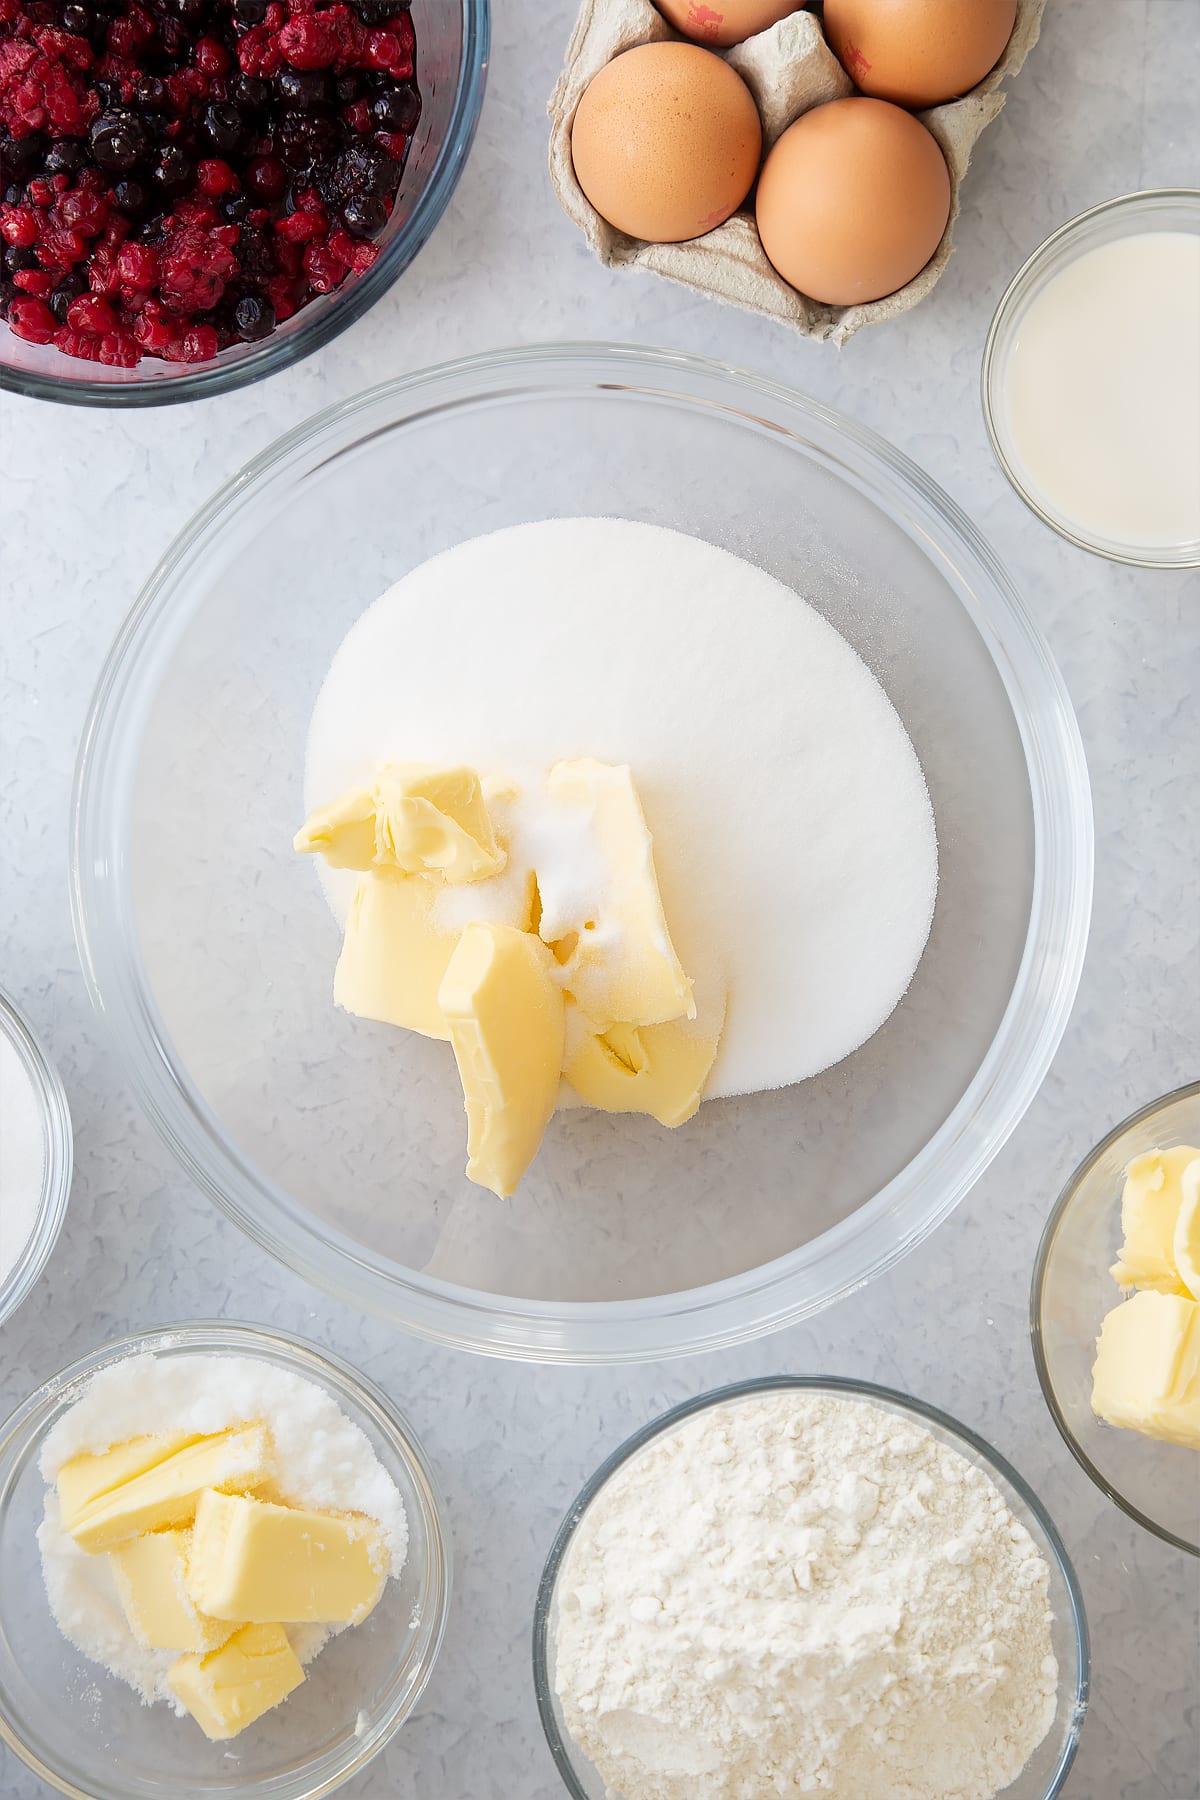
187,1488 -> 386,1625
295,763 -> 504,883
168,1621 -> 305,1741
541,759 -> 694,1033
1092,1289 -> 1200,1448
562,1001 -> 725,1128
110,1528 -> 235,1654
61,1425 -> 273,1553
334,869 -> 457,1040
57,1431 -> 204,1531
1111,1146 -> 1200,1295
438,921 -> 565,1199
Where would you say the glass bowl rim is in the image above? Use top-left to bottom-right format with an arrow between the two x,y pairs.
0,987 -> 73,1330
0,1318 -> 453,1800
0,0 -> 490,409
980,188 -> 1200,570
532,1373 -> 1090,1800
1029,1078 -> 1200,1557
70,340 -> 1094,1363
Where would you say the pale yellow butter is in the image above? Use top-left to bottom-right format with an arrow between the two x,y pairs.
57,1431 -> 203,1532
65,1425 -> 273,1554
1110,1146 -> 1200,1294
187,1488 -> 386,1625
542,759 -> 693,1032
563,1000 -> 725,1129
438,922 -> 564,1198
334,870 -> 457,1039
1092,1288 -> 1200,1449
168,1621 -> 304,1742
295,763 -> 503,883
109,1528 -> 236,1653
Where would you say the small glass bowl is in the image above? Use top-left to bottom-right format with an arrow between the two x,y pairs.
534,1377 -> 1089,1800
982,189 -> 1200,568
0,1321 -> 451,1800
0,988 -> 72,1331
1031,1083 -> 1200,1555
0,0 -> 488,407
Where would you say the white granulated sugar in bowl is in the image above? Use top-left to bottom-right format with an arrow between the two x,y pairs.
304,518 -> 938,1099
0,1026 -> 47,1287
38,1353 -> 408,1708
553,1390 -> 1059,1800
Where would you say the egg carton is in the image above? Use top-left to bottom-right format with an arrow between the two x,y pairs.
549,0 -> 1046,344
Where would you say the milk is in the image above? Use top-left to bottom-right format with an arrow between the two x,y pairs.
1001,232 -> 1200,550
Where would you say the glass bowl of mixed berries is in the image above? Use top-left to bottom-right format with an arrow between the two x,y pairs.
0,0 -> 488,403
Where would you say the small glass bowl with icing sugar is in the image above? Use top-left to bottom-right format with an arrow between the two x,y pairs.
0,1322 -> 451,1800
983,190 -> 1200,568
71,343 -> 1093,1362
1032,1082 -> 1200,1555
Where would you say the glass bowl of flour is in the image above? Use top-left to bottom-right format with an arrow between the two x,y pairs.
71,343 -> 1093,1361
0,987 -> 72,1330
0,1321 -> 450,1800
534,1377 -> 1089,1800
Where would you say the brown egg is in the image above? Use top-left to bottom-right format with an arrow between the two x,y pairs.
823,0 -> 1018,109
755,97 -> 950,305
570,42 -> 762,243
655,0 -> 805,50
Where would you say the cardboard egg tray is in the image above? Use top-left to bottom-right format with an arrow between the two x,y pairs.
549,0 -> 1046,344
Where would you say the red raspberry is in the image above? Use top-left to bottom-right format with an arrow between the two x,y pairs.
274,204 -> 326,245
52,326 -> 103,361
159,227 -> 237,310
278,14 -> 340,70
98,330 -> 140,367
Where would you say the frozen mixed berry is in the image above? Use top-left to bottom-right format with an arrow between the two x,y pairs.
0,1 -> 419,370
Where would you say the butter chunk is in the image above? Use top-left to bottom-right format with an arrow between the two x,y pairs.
1111,1146 -> 1200,1294
374,763 -> 504,882
57,1431 -> 203,1532
168,1622 -> 304,1742
334,870 -> 457,1040
563,995 -> 725,1128
110,1528 -> 235,1653
293,788 -> 377,870
295,764 -> 504,883
438,921 -> 564,1198
66,1425 -> 273,1554
542,759 -> 694,1032
187,1488 -> 386,1625
1091,1289 -> 1200,1448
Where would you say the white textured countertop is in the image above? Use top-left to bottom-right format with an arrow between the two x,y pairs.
2,2 -> 1198,1794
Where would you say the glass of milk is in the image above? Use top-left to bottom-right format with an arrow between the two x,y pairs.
983,190 -> 1200,568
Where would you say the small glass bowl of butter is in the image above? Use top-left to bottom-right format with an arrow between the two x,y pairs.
0,1321 -> 451,1800
1031,1082 -> 1200,1555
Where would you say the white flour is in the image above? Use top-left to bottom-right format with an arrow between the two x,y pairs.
554,1391 -> 1058,1800
0,1027 -> 46,1288
38,1352 -> 408,1709
304,519 -> 938,1098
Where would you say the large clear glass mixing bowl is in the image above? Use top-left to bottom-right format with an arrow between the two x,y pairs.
71,344 -> 1093,1360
